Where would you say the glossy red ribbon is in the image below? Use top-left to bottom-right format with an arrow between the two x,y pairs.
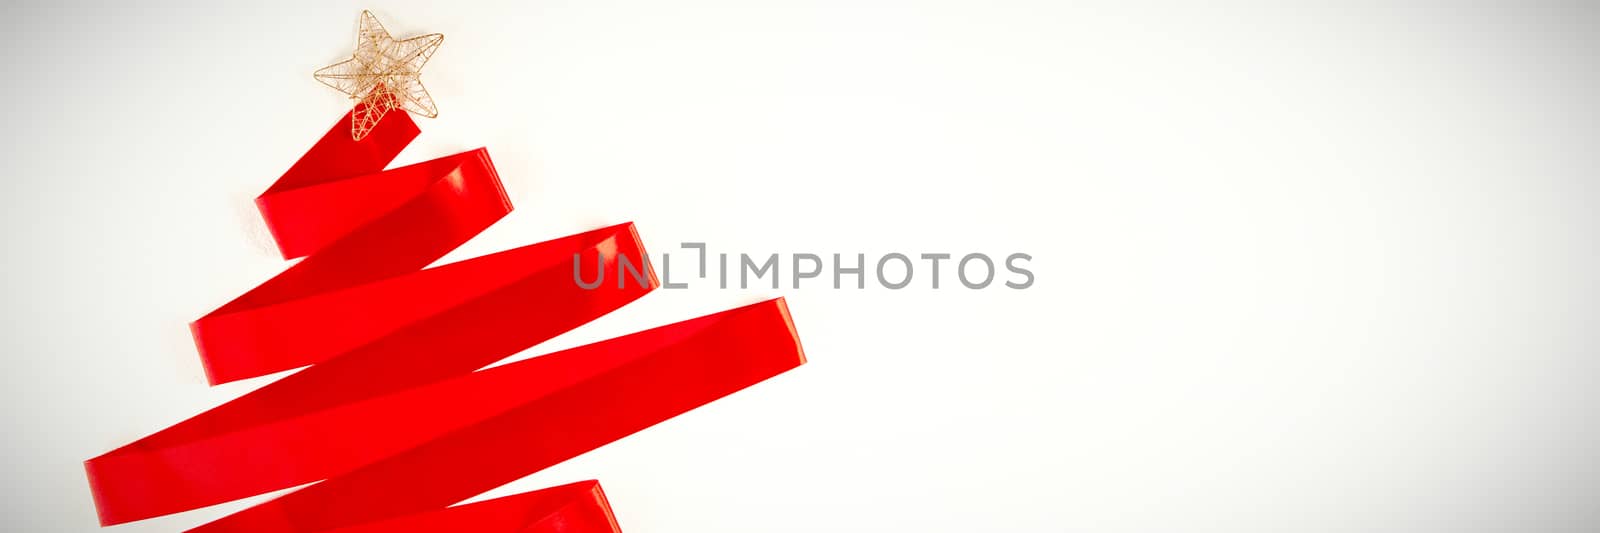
84,105 -> 806,532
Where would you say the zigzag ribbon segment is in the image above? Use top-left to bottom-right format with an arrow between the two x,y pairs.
84,104 -> 806,532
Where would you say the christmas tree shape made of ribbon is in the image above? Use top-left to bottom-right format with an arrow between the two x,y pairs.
85,97 -> 806,532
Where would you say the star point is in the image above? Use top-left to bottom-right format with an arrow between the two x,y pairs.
315,11 -> 443,140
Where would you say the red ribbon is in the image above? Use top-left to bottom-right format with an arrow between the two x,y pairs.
84,104 -> 806,532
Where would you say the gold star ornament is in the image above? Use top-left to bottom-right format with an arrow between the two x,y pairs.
315,11 -> 443,140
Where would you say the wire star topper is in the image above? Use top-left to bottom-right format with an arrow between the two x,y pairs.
315,11 -> 443,140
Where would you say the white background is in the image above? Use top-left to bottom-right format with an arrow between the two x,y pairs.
2,1 -> 1597,531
